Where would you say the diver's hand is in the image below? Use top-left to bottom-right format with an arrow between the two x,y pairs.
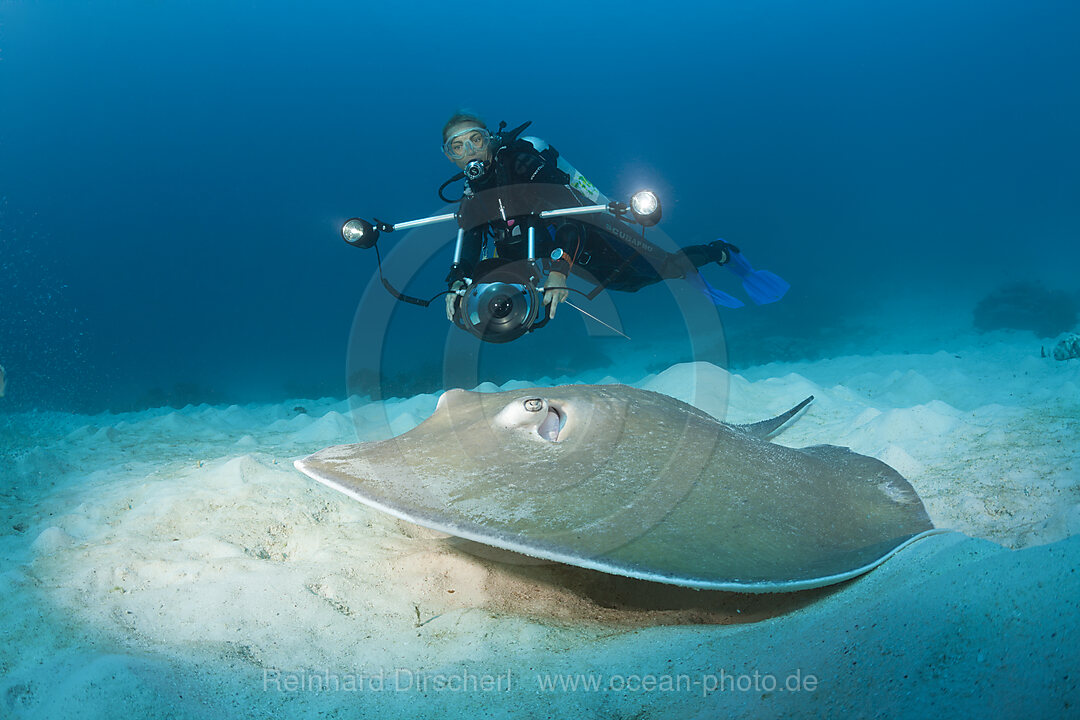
445,282 -> 465,321
543,271 -> 569,319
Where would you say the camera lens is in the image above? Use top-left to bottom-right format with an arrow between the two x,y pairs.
489,295 -> 513,319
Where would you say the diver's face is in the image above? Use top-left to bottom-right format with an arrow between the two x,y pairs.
443,122 -> 492,169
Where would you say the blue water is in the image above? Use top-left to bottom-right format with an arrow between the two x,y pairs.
2,0 -> 1078,412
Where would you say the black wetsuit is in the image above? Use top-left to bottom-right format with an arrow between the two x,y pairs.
445,138 -> 728,292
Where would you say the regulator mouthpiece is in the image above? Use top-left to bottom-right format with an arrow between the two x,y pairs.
464,159 -> 489,181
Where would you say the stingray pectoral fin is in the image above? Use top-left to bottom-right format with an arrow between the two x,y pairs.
738,395 -> 815,439
798,444 -> 935,529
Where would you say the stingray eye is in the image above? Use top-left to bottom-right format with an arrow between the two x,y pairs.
523,398 -> 543,413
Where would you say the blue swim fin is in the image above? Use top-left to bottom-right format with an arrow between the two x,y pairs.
686,270 -> 745,308
722,242 -> 790,304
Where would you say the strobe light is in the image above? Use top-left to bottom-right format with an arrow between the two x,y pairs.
341,218 -> 378,249
629,190 -> 662,227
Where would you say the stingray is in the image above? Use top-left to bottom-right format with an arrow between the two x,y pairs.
295,385 -> 940,592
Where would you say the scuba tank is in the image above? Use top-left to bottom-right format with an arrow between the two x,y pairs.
519,135 -> 611,206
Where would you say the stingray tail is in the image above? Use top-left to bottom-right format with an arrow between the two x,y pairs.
737,396 -> 814,439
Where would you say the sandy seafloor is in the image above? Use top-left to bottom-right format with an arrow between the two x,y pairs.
1,328 -> 1078,719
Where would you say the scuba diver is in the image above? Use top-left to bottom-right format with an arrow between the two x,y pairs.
437,111 -> 760,325
339,112 -> 788,344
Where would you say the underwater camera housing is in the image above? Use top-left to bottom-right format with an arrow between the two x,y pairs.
453,259 -> 549,343
340,172 -> 672,343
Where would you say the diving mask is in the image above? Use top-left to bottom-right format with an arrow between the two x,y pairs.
443,127 -> 491,159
